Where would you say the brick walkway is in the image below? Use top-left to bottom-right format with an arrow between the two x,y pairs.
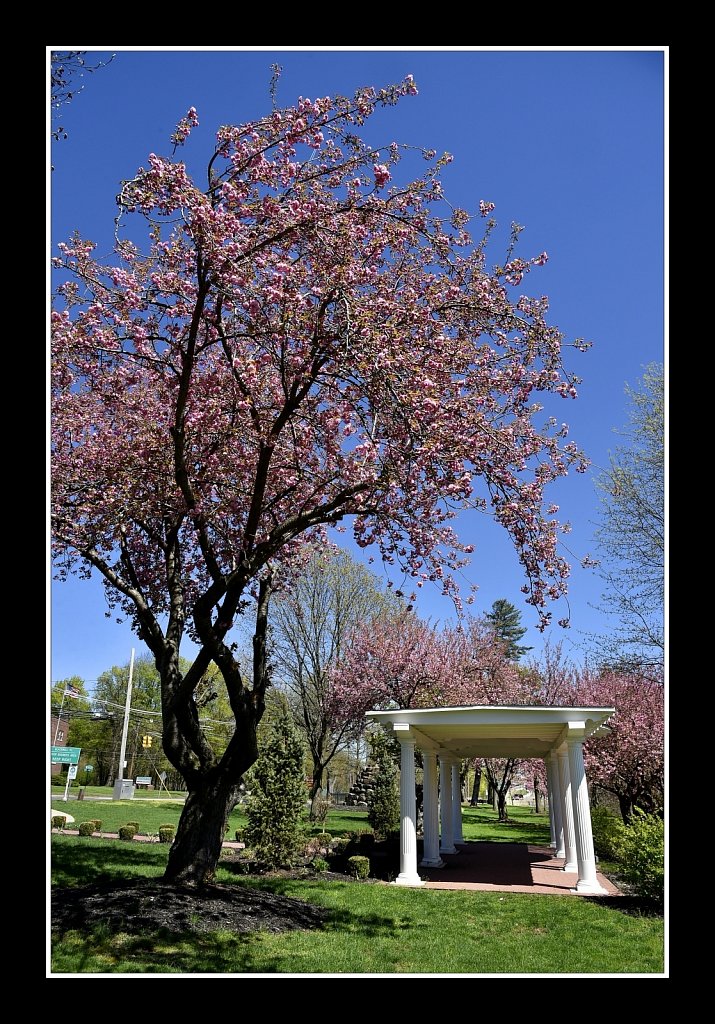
420,842 -> 620,896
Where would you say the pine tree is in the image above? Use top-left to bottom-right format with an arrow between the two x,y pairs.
485,599 -> 532,661
245,707 -> 306,868
367,731 -> 400,837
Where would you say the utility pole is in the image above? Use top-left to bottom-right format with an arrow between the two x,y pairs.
53,689 -> 67,744
112,648 -> 136,800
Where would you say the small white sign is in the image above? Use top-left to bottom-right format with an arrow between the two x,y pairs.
67,764 -> 78,780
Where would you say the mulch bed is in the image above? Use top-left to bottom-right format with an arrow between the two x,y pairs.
51,880 -> 331,936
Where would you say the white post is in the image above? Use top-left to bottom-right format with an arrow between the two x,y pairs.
53,690 -> 67,744
62,767 -> 72,803
550,750 -> 565,857
420,751 -> 444,868
439,754 -> 457,854
568,737 -> 608,894
117,648 -> 135,782
112,650 -> 136,801
451,760 -> 464,844
557,747 -> 578,872
394,733 -> 424,886
545,758 -> 556,849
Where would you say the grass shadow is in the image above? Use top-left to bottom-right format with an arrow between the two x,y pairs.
580,894 -> 664,919
52,923 -> 283,974
225,876 -> 409,939
51,836 -> 167,886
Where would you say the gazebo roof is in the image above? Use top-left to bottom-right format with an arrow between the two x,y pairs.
365,705 -> 615,759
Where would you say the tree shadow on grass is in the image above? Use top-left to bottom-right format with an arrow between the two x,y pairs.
52,879 -> 410,975
51,837 -> 167,887
580,894 -> 664,919
52,844 -> 411,975
54,924 -> 283,974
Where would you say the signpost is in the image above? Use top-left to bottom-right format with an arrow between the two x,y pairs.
50,747 -> 82,802
50,746 -> 81,765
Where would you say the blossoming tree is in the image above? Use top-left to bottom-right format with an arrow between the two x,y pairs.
577,669 -> 664,821
52,77 -> 587,883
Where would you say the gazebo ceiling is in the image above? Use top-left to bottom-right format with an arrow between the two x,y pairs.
365,705 -> 615,760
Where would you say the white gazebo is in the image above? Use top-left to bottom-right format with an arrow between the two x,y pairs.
365,705 -> 615,895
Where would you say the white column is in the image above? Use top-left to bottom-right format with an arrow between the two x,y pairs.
394,735 -> 424,886
420,751 -> 444,868
545,758 -> 556,849
557,747 -> 578,872
568,737 -> 608,894
451,760 -> 464,844
439,753 -> 457,854
550,751 -> 565,857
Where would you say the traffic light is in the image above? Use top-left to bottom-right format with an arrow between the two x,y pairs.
142,735 -> 153,748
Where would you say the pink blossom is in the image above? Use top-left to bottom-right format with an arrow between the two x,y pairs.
373,163 -> 391,188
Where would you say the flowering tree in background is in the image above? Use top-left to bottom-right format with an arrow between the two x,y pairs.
577,669 -> 664,822
330,611 -> 537,821
52,78 -> 587,883
328,611 -> 459,723
332,619 -> 663,826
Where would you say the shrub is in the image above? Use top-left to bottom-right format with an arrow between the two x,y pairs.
590,805 -> 624,860
367,732 -> 400,837
347,856 -> 370,880
312,857 -> 330,873
78,821 -> 96,837
51,816 -> 66,830
329,838 -> 350,856
314,832 -> 331,846
159,823 -> 176,831
119,825 -> 137,840
124,821 -> 140,831
158,827 -> 175,844
90,819 -> 102,832
245,707 -> 306,868
356,829 -> 376,850
615,810 -> 664,901
235,829 -> 246,843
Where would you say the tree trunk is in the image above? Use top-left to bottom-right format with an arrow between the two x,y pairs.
163,772 -> 243,884
470,768 -> 482,806
618,794 -> 634,824
496,789 -> 509,823
309,764 -> 325,821
487,780 -> 494,806
533,777 -> 541,814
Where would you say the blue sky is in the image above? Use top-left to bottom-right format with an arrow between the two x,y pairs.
49,47 -> 665,686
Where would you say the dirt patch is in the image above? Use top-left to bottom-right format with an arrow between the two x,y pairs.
52,880 -> 330,936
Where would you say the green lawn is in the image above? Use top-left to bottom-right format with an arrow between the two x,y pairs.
53,799 -> 214,836
51,784 -> 186,800
51,797 -> 548,843
50,837 -> 664,975
50,798 -> 373,838
461,805 -> 551,844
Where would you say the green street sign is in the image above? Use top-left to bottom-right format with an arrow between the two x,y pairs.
50,746 -> 81,764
